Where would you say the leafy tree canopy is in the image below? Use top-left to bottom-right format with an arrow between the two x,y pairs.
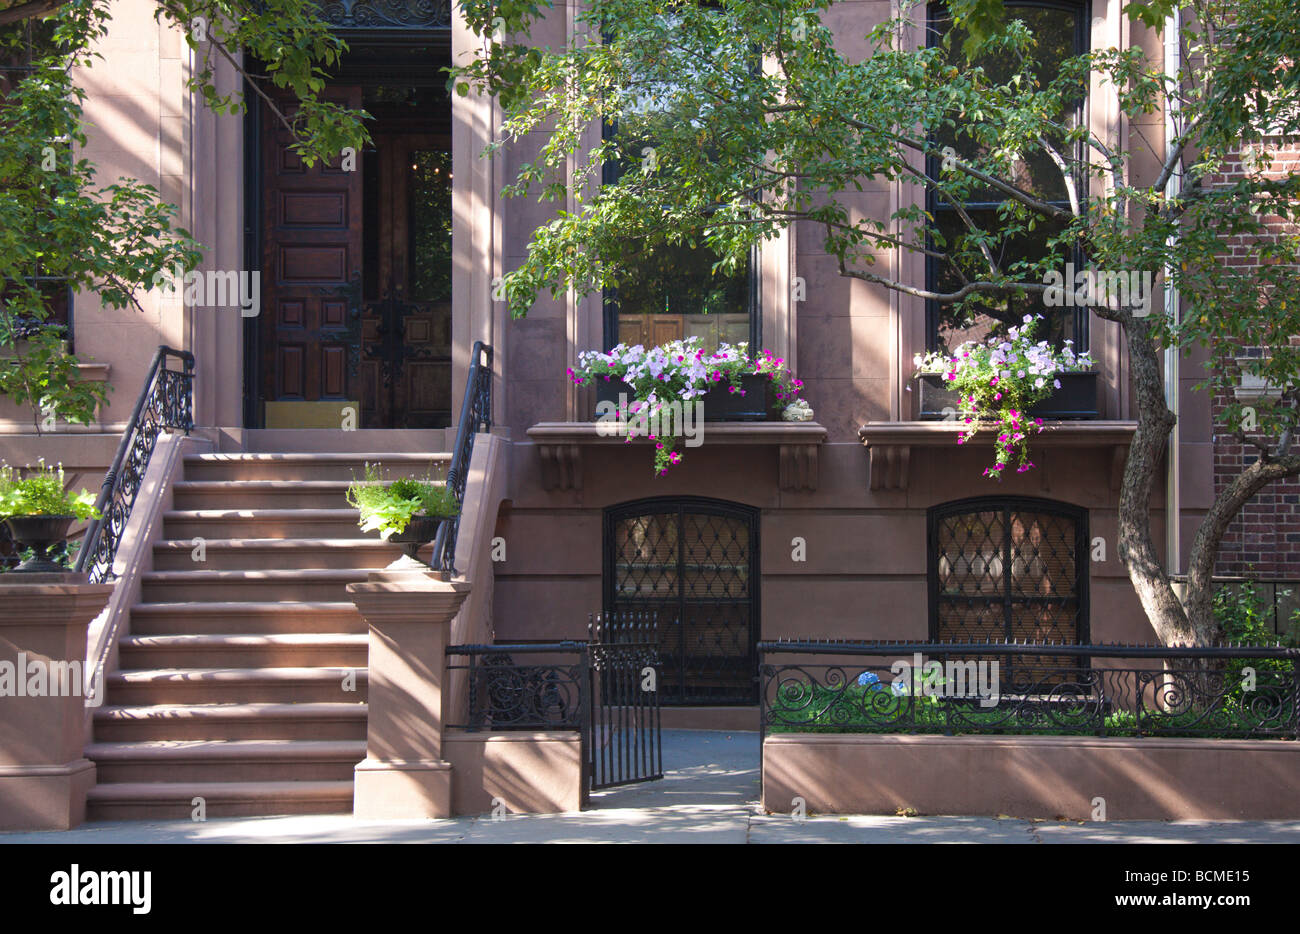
454,0 -> 1300,644
1,0 -> 368,428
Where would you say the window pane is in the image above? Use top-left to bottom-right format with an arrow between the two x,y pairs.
408,149 -> 453,303
930,209 -> 1078,352
930,5 -> 1082,203
612,239 -> 750,351
932,502 -> 1084,646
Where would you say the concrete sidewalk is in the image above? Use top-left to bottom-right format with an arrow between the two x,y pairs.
3,731 -> 1299,844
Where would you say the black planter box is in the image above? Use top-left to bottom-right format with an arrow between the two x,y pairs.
917,371 -> 1099,420
594,373 -> 770,421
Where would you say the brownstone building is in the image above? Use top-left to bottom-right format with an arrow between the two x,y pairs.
1,0 -> 1291,819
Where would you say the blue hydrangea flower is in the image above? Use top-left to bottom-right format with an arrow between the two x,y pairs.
857,671 -> 882,691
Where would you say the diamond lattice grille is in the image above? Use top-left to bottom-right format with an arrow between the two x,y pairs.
934,502 -> 1085,669
609,503 -> 757,704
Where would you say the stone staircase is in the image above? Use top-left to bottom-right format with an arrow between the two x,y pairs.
85,451 -> 451,820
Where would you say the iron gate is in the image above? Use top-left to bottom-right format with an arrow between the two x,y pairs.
587,612 -> 663,789
604,497 -> 760,705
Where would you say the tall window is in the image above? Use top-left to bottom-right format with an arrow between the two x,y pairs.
928,497 -> 1089,644
600,7 -> 758,352
925,2 -> 1088,353
1,19 -> 73,347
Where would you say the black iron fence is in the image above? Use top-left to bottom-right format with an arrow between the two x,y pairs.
588,611 -> 663,788
446,642 -> 587,731
446,622 -> 664,790
432,340 -> 492,576
758,640 -> 1300,741
74,346 -> 194,582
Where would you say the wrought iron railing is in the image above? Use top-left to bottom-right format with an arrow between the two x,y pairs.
446,642 -> 588,731
74,346 -> 194,583
316,0 -> 452,29
432,340 -> 492,575
758,640 -> 1300,740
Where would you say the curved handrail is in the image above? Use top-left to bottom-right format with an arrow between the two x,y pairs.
432,340 -> 492,576
74,345 -> 194,582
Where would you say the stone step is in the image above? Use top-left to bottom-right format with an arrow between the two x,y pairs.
118,634 -> 369,669
129,602 -> 366,636
239,428 -> 454,453
85,780 -> 354,820
162,509 -> 368,540
93,703 -> 368,742
140,568 -> 372,603
183,452 -> 450,482
172,481 -> 366,510
152,538 -> 407,571
86,740 -> 366,784
104,667 -> 368,706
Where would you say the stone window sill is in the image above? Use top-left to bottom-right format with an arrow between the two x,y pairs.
858,420 -> 1138,492
525,421 -> 827,492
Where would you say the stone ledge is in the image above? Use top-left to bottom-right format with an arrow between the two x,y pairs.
525,421 -> 827,492
762,731 -> 1300,820
858,420 -> 1138,492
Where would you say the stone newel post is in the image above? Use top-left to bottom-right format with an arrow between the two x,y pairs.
0,573 -> 114,831
347,568 -> 470,819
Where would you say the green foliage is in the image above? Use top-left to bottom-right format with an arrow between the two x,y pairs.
0,0 -> 369,428
1212,579 -> 1296,705
0,461 -> 100,519
0,330 -> 108,429
768,674 -> 1294,738
454,0 -> 1300,447
345,463 -> 458,540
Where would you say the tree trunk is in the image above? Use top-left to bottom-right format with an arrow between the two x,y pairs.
1115,317 -> 1198,644
1184,450 -> 1300,641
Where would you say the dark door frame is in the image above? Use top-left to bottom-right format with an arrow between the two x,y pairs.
241,31 -> 451,428
603,495 -> 762,706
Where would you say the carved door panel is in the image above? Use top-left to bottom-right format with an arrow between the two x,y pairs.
259,88 -> 364,425
359,133 -> 453,428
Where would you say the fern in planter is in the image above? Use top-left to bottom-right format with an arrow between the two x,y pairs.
0,461 -> 99,520
345,463 -> 458,541
0,461 -> 99,573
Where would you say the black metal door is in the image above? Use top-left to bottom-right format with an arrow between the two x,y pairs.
928,496 -> 1090,681
604,498 -> 760,705
587,612 -> 663,789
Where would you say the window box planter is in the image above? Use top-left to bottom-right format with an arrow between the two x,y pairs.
917,371 -> 1099,420
594,373 -> 770,421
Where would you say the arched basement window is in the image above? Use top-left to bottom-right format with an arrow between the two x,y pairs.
928,497 -> 1090,644
604,497 -> 760,705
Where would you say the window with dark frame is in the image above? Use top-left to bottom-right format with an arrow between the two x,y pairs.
1,18 -> 74,349
924,1 -> 1089,355
599,7 -> 759,353
928,497 -> 1090,647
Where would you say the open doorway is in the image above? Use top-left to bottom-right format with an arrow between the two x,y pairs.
248,43 -> 453,429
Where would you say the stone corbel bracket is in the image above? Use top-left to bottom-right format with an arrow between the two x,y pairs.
859,420 -> 1138,492
527,422 -> 828,492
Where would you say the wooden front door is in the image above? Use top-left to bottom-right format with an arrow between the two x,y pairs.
357,134 -> 453,428
259,92 -> 453,428
260,88 -> 364,427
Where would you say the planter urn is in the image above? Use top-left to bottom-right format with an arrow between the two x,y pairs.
3,515 -> 76,573
388,515 -> 450,566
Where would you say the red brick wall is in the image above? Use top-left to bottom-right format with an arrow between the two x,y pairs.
1209,139 -> 1300,578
